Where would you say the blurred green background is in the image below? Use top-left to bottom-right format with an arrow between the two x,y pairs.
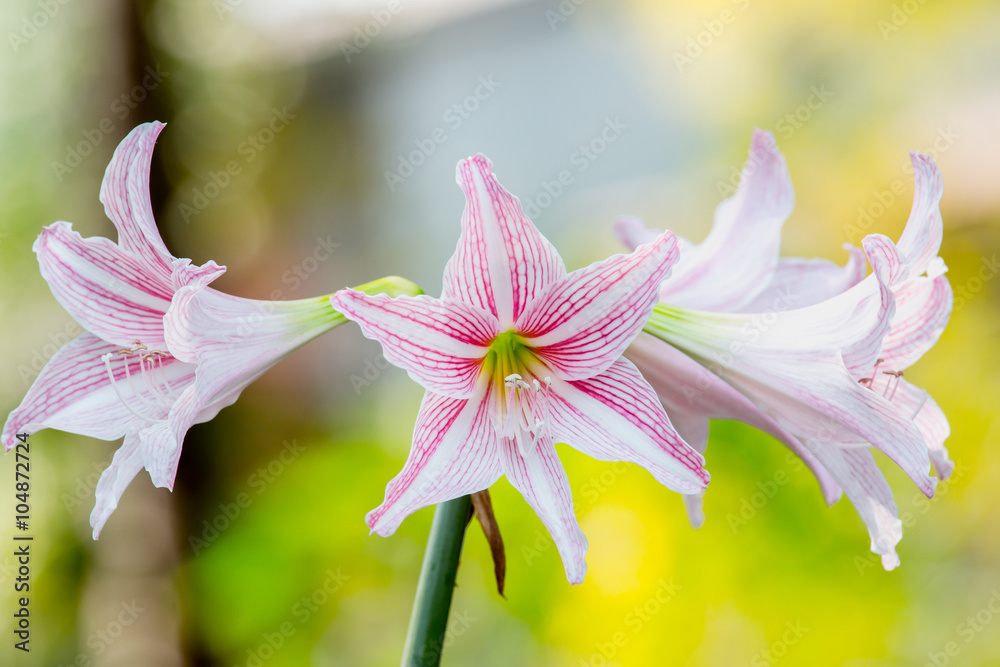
1,0 -> 999,665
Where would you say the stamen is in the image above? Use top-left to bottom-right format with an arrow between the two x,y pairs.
882,370 -> 903,401
498,370 -> 553,457
101,341 -> 178,423
103,353 -> 158,423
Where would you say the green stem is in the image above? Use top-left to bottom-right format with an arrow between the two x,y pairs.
400,496 -> 473,667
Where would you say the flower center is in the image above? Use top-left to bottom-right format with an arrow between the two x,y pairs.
482,332 -> 553,456
101,339 -> 180,424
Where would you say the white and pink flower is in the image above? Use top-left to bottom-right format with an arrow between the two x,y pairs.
620,130 -> 952,568
3,123 -> 354,538
330,154 -> 710,584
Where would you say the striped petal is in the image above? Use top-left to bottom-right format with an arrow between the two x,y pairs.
366,388 -> 502,536
810,445 -> 903,570
880,271 -> 952,371
656,295 -> 937,497
626,332 -> 841,506
139,384 -> 203,490
655,129 -> 795,311
738,244 -> 867,313
517,231 -> 680,381
548,358 -> 710,495
500,436 -> 587,584
99,121 -> 174,279
896,153 -> 944,280
865,374 -> 953,480
443,154 -> 567,328
329,290 -> 498,398
167,285 -> 345,412
2,332 -> 196,451
661,234 -> 901,381
34,222 -> 174,349
90,433 -> 144,539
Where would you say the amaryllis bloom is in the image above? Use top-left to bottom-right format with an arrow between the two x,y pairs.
330,154 -> 710,583
618,130 -> 952,568
1,122 -> 407,538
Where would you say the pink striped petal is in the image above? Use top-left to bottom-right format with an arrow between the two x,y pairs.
738,352 -> 935,497
657,129 -> 795,312
881,273 -> 952,371
908,386 -> 954,480
738,244 -> 867,313
90,433 -> 144,539
626,333 -> 842,506
140,383 -> 202,490
681,234 -> 901,379
34,222 -> 174,349
330,290 -> 497,398
2,332 -> 196,451
99,122 -> 174,279
442,154 -> 567,328
500,437 -> 588,584
810,445 -> 903,570
547,358 -> 709,495
170,257 -> 226,293
366,389 -> 502,536
167,286 -> 343,407
896,153 -> 944,280
614,215 -> 664,251
643,389 -> 711,529
647,309 -> 935,497
516,232 -> 680,381
866,374 -> 953,480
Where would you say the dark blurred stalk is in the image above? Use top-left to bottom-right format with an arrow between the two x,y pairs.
400,495 -> 472,667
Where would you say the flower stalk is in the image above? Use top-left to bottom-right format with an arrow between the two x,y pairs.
400,495 -> 472,667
